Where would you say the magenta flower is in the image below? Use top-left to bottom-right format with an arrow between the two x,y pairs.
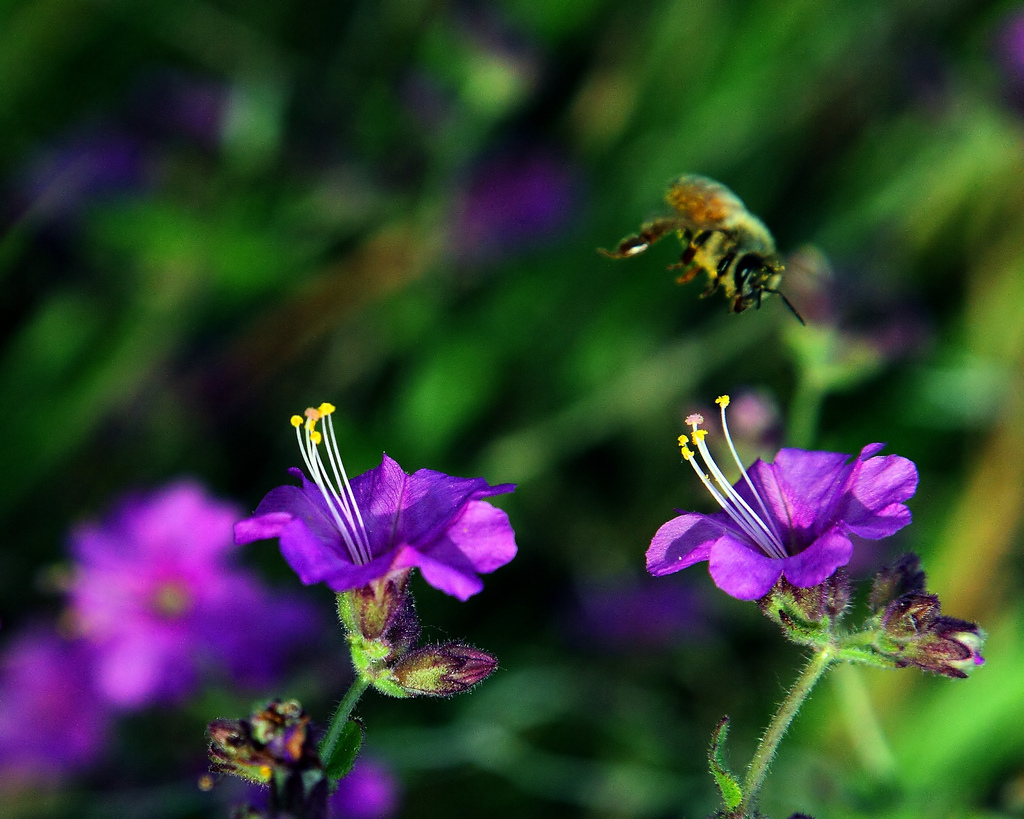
0,626 -> 112,786
234,403 -> 517,601
68,482 -> 317,708
647,396 -> 918,601
330,757 -> 401,819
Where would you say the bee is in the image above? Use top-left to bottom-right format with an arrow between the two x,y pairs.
600,175 -> 804,323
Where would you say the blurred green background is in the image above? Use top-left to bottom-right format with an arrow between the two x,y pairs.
3,0 -> 1024,816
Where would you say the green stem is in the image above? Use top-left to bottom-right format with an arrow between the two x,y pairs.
738,646 -> 834,816
318,675 -> 371,765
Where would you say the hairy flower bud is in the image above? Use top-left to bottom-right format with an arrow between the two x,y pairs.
391,643 -> 497,697
876,594 -> 985,679
869,553 -> 926,614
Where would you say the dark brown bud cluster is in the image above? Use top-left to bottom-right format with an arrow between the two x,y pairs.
207,700 -> 327,819
869,554 -> 985,679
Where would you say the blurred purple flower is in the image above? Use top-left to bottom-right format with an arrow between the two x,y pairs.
68,481 -> 317,709
235,404 -> 517,601
128,71 -> 227,147
647,397 -> 918,601
19,127 -> 148,222
331,757 -> 401,819
998,9 -> 1024,105
452,150 -> 577,260
0,626 -> 112,786
571,577 -> 706,650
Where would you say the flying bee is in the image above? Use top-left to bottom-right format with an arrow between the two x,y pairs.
600,175 -> 804,323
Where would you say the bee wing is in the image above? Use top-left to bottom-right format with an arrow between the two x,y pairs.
665,175 -> 748,233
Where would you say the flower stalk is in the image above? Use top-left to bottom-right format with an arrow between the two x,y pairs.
737,647 -> 833,817
318,674 -> 371,775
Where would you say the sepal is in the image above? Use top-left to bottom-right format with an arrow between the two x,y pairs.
758,572 -> 850,646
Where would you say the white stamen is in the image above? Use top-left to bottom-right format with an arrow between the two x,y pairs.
680,398 -> 788,560
292,406 -> 372,565
717,399 -> 784,547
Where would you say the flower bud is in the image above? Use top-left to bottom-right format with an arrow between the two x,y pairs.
390,643 -> 497,697
869,553 -> 926,614
876,594 -> 986,679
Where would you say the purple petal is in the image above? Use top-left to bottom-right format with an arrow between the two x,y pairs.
836,447 -> 918,539
353,454 -> 513,558
400,543 -> 486,601
781,527 -> 854,588
234,512 -> 293,544
278,517 -> 353,585
746,450 -> 852,538
443,500 -> 517,574
647,514 -> 724,576
708,535 -> 784,600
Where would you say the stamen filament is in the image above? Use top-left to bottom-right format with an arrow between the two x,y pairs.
319,412 -> 372,563
717,396 -> 784,546
681,447 -> 780,553
291,406 -> 372,566
681,403 -> 788,561
690,432 -> 787,559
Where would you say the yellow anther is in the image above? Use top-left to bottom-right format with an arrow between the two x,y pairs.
716,395 -> 730,408
290,415 -> 303,428
318,402 -> 336,416
310,430 -> 322,445
680,444 -> 694,460
691,428 -> 708,443
677,434 -> 689,447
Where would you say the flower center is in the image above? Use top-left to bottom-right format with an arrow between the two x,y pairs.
291,403 -> 372,566
152,580 -> 193,619
679,395 -> 788,559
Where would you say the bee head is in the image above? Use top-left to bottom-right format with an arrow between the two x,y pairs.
731,253 -> 782,309
730,252 -> 804,324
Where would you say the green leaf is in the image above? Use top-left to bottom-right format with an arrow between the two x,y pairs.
709,716 -> 743,811
323,718 -> 364,781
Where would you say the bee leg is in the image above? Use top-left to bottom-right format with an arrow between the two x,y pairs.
598,217 -> 681,259
671,261 -> 699,285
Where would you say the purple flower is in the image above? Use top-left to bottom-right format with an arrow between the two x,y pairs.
570,577 -> 707,650
68,482 -> 317,708
647,396 -> 918,601
452,150 -> 577,261
330,757 -> 401,819
0,626 -> 112,786
235,403 -> 517,601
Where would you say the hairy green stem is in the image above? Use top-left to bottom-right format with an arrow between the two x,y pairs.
739,647 -> 834,815
319,675 -> 370,767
